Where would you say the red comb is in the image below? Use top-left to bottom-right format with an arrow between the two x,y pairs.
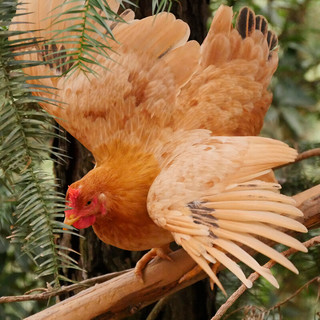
68,187 -> 80,204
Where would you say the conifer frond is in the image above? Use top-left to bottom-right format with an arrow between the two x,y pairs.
0,1 -> 81,286
152,0 -> 174,14
45,0 -> 135,77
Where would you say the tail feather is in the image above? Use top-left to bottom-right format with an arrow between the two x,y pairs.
200,5 -> 233,66
236,7 -> 256,38
255,15 -> 268,36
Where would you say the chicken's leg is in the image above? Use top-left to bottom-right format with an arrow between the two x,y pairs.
135,245 -> 172,281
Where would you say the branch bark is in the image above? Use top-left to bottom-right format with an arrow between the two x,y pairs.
0,271 -> 129,304
16,184 -> 320,320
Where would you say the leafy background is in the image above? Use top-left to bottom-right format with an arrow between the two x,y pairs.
1,0 -> 320,319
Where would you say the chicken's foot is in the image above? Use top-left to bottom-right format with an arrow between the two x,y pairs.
178,265 -> 202,283
135,245 -> 172,282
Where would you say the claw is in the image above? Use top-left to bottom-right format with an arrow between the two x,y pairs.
209,262 -> 221,290
178,265 -> 202,283
135,246 -> 172,282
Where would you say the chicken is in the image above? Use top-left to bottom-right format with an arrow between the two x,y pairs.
11,1 -> 308,293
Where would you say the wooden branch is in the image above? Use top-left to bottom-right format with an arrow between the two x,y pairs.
294,184 -> 320,228
25,249 -> 202,320
0,271 -> 129,304
14,184 -> 320,320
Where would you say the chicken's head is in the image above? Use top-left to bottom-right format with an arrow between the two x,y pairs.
64,184 -> 107,229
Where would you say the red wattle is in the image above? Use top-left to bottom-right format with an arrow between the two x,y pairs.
73,215 -> 96,229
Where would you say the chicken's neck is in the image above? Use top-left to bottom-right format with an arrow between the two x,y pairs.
86,141 -> 172,250
99,143 -> 160,220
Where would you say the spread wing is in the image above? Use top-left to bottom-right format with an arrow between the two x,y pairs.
10,0 -> 124,88
147,134 -> 307,293
12,3 -> 279,164
11,1 -> 200,164
173,6 -> 279,136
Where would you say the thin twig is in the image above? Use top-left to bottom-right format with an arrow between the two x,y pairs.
216,276 -> 320,320
211,235 -> 320,320
270,276 -> 320,311
296,148 -> 320,163
0,269 -> 130,304
276,148 -> 320,169
24,288 -> 48,295
146,295 -> 172,320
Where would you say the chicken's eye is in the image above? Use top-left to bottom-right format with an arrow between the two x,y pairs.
86,200 -> 92,206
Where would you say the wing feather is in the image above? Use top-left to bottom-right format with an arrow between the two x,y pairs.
148,134 -> 307,292
213,238 -> 279,288
12,3 -> 200,159
213,228 -> 298,273
183,243 -> 226,295
217,220 -> 307,252
205,246 -> 252,287
11,3 -> 279,162
212,210 -> 305,231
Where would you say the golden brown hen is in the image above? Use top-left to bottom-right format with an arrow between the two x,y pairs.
12,1 -> 307,293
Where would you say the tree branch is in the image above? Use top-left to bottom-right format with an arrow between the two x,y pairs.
0,270 -> 129,304
4,184 -> 320,320
25,249 -> 202,320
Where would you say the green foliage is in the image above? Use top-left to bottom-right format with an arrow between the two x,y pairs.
151,0 -> 174,14
47,0 -> 135,77
1,0 -> 142,290
0,1 -> 81,287
0,204 -> 49,319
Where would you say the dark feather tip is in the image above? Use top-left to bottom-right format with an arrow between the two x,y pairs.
236,7 -> 255,38
267,30 -> 278,50
255,15 -> 268,36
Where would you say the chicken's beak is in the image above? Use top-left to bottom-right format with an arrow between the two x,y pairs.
63,215 -> 81,230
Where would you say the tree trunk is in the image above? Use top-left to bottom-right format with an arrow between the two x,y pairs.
55,1 -> 212,319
